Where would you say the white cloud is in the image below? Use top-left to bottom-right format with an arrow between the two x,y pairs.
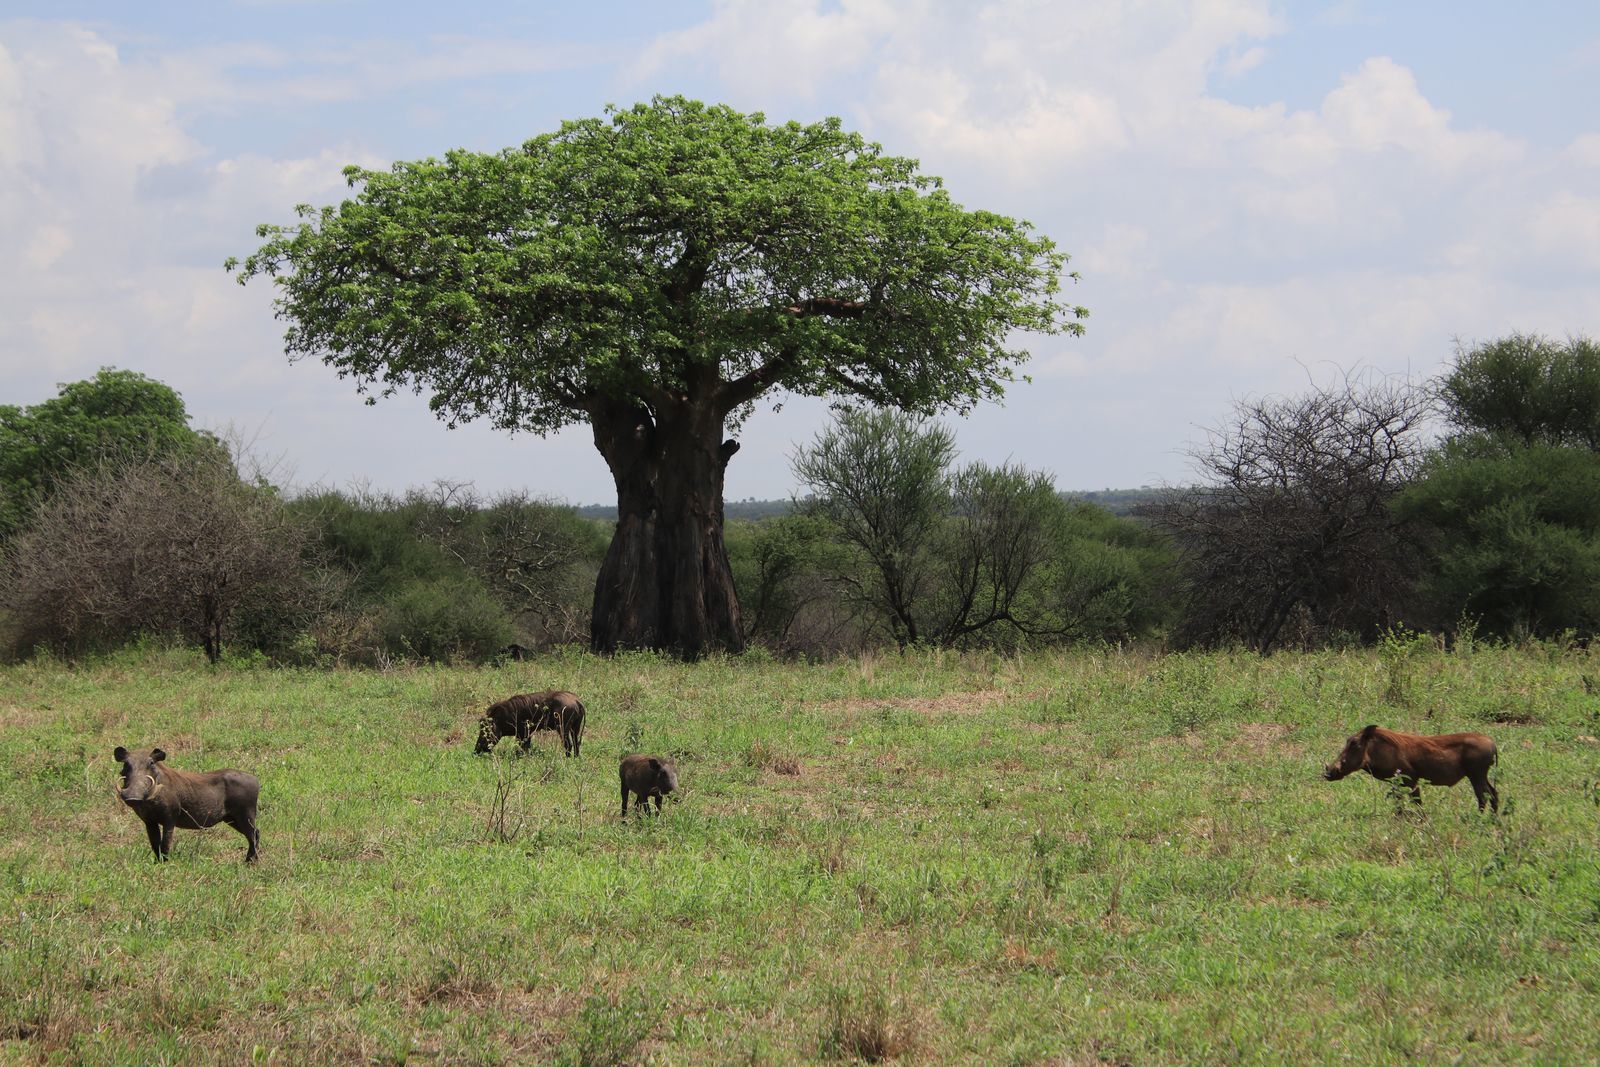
1078,223 -> 1158,281
1314,57 -> 1520,170
0,24 -> 370,385
23,225 -> 71,270
1528,191 -> 1600,270
1567,132 -> 1600,167
631,0 -> 902,100
1220,44 -> 1268,78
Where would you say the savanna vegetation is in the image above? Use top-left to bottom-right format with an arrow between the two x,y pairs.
5,88 -> 1600,1063
11,334 -> 1600,666
1,643 -> 1596,1063
0,377 -> 1170,667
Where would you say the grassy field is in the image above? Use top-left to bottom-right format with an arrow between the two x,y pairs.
1,641 -> 1597,1064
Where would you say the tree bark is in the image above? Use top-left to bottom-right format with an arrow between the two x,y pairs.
588,395 -> 745,659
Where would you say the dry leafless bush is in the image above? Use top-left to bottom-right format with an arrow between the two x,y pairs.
1146,371 -> 1434,653
1,447 -> 328,662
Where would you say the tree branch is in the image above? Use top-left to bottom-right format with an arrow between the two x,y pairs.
782,296 -> 870,318
718,346 -> 801,414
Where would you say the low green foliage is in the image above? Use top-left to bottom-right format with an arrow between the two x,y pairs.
375,578 -> 516,665
1400,442 -> 1600,638
0,645 -> 1596,1062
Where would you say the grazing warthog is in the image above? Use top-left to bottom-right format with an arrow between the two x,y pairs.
113,746 -> 261,862
620,754 -> 678,816
1323,725 -> 1499,812
475,691 -> 586,756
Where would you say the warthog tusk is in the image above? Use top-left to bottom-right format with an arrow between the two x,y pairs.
146,775 -> 164,797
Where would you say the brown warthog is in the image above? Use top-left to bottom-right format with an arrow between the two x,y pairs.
475,690 -> 586,756
113,746 -> 261,862
620,754 -> 678,816
1323,725 -> 1498,811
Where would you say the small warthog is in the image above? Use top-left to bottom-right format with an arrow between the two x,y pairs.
475,690 -> 586,756
1323,725 -> 1499,812
620,754 -> 678,816
113,746 -> 261,862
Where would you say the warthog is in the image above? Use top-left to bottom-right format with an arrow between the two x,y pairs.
475,690 -> 586,756
113,746 -> 261,862
1323,725 -> 1499,812
620,754 -> 678,816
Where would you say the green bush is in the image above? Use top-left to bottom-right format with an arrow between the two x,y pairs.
376,577 -> 516,663
1399,442 -> 1600,638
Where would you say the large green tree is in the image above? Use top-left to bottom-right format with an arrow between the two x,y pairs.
1401,333 -> 1600,637
231,97 -> 1082,659
0,368 -> 206,540
1440,333 -> 1600,449
1399,441 -> 1600,637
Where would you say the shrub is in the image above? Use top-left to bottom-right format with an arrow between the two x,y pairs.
375,577 -> 516,663
1,448 -> 323,663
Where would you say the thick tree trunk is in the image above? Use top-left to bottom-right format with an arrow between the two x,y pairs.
588,396 -> 745,660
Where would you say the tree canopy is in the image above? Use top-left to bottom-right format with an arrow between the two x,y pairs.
232,96 -> 1081,435
1404,333 -> 1600,638
232,96 -> 1083,658
1440,333 -> 1600,450
2,448 -> 317,663
1400,442 -> 1600,637
0,368 -> 207,540
1149,375 -> 1431,653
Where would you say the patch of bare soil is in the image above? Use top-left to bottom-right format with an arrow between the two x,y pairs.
0,705 -> 47,729
1236,722 -> 1297,752
809,689 -> 1041,717
1150,732 -> 1206,752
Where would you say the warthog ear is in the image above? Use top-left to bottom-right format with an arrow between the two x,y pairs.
649,758 -> 663,772
1359,725 -> 1378,742
151,748 -> 167,763
113,746 -> 128,763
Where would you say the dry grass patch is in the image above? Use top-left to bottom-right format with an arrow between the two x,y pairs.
810,688 -> 1033,717
999,938 -> 1059,974
744,738 -> 803,776
1236,721 -> 1294,750
0,704 -> 49,729
821,984 -> 925,1063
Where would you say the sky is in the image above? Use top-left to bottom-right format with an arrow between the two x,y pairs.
3,1 -> 1598,505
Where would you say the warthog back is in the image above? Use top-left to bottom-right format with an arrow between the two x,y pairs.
476,690 -> 586,756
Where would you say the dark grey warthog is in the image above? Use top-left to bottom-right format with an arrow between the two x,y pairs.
620,754 -> 678,816
113,746 -> 261,862
475,691 -> 586,756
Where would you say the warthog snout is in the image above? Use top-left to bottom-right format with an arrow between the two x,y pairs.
118,772 -> 163,804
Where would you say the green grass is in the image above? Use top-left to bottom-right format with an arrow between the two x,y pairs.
1,643 -> 1597,1064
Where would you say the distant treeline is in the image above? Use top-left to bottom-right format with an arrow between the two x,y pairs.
574,487 -> 1166,523
0,371 -> 1172,663
575,498 -> 794,522
7,334 -> 1600,663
